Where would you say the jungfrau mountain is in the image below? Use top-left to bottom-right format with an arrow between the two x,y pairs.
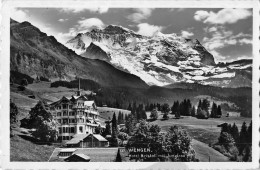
66,25 -> 252,88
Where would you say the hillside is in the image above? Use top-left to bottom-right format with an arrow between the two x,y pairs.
10,19 -> 148,89
10,134 -> 56,161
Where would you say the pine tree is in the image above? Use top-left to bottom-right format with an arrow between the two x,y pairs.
217,105 -> 222,117
191,106 -> 196,117
247,121 -> 252,144
111,112 -> 119,147
230,123 -> 240,145
239,122 -> 248,154
201,99 -> 210,115
186,99 -> 192,116
125,113 -> 135,134
198,100 -> 202,108
210,102 -> 217,118
127,103 -> 132,111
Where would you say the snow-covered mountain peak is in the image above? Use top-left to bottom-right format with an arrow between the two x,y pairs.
65,25 -> 251,87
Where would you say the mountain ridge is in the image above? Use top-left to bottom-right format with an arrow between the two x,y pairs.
10,19 -> 148,89
66,25 -> 252,87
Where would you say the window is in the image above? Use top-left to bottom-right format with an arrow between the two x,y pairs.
63,111 -> 68,116
58,127 -> 62,134
70,127 -> 75,133
57,112 -> 61,116
69,119 -> 76,123
69,105 -> 72,109
69,112 -> 74,116
57,106 -> 61,110
66,136 -> 70,140
79,126 -> 83,133
57,119 -> 61,123
62,127 -> 66,133
62,104 -> 67,109
63,119 -> 68,124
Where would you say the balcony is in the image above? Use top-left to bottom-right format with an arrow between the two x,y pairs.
72,105 -> 85,109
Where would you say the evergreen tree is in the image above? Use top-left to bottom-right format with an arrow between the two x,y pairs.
103,120 -> 111,137
161,103 -> 170,114
156,103 -> 161,111
111,112 -> 119,147
247,121 -> 252,144
201,99 -> 210,115
125,114 -> 135,135
186,99 -> 192,116
140,110 -> 147,120
191,106 -> 196,117
217,105 -> 222,117
210,102 -> 218,118
127,103 -> 132,111
230,123 -> 240,144
10,100 -> 19,125
149,103 -> 154,111
239,122 -> 248,154
198,100 -> 202,108
162,112 -> 169,120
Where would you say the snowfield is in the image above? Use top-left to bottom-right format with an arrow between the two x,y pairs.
66,25 -> 252,87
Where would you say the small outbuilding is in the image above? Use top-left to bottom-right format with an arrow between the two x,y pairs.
66,134 -> 109,148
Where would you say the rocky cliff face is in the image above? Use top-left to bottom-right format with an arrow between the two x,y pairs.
10,19 -> 148,89
66,25 -> 226,86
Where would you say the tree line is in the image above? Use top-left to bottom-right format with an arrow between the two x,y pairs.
214,121 -> 252,161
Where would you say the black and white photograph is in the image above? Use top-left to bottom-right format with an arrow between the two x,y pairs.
1,0 -> 259,169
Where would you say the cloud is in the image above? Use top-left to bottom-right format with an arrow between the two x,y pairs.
60,7 -> 109,14
87,7 -> 109,14
11,8 -> 57,38
238,38 -> 251,45
202,26 -> 252,62
57,18 -> 105,43
77,18 -> 105,31
127,8 -> 153,23
181,30 -> 194,38
137,23 -> 163,36
194,8 -> 252,24
58,18 -> 68,22
60,8 -> 87,13
57,28 -> 78,43
11,8 -> 28,22
194,10 -> 210,21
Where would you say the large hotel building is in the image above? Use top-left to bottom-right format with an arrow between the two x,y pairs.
49,83 -> 103,142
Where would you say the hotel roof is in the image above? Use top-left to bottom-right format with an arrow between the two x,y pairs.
49,148 -> 121,162
66,134 -> 108,145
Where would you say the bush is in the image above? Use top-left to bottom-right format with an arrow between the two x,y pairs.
196,108 -> 208,119
229,146 -> 239,161
150,109 -> 158,120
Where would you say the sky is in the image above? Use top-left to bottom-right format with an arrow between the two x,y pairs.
11,8 -> 253,62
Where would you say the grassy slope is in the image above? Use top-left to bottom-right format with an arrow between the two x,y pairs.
153,114 -> 251,145
191,139 -> 229,162
98,107 -> 131,120
151,114 -> 250,161
10,135 -> 55,162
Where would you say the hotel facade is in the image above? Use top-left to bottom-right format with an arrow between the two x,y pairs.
49,90 -> 103,142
